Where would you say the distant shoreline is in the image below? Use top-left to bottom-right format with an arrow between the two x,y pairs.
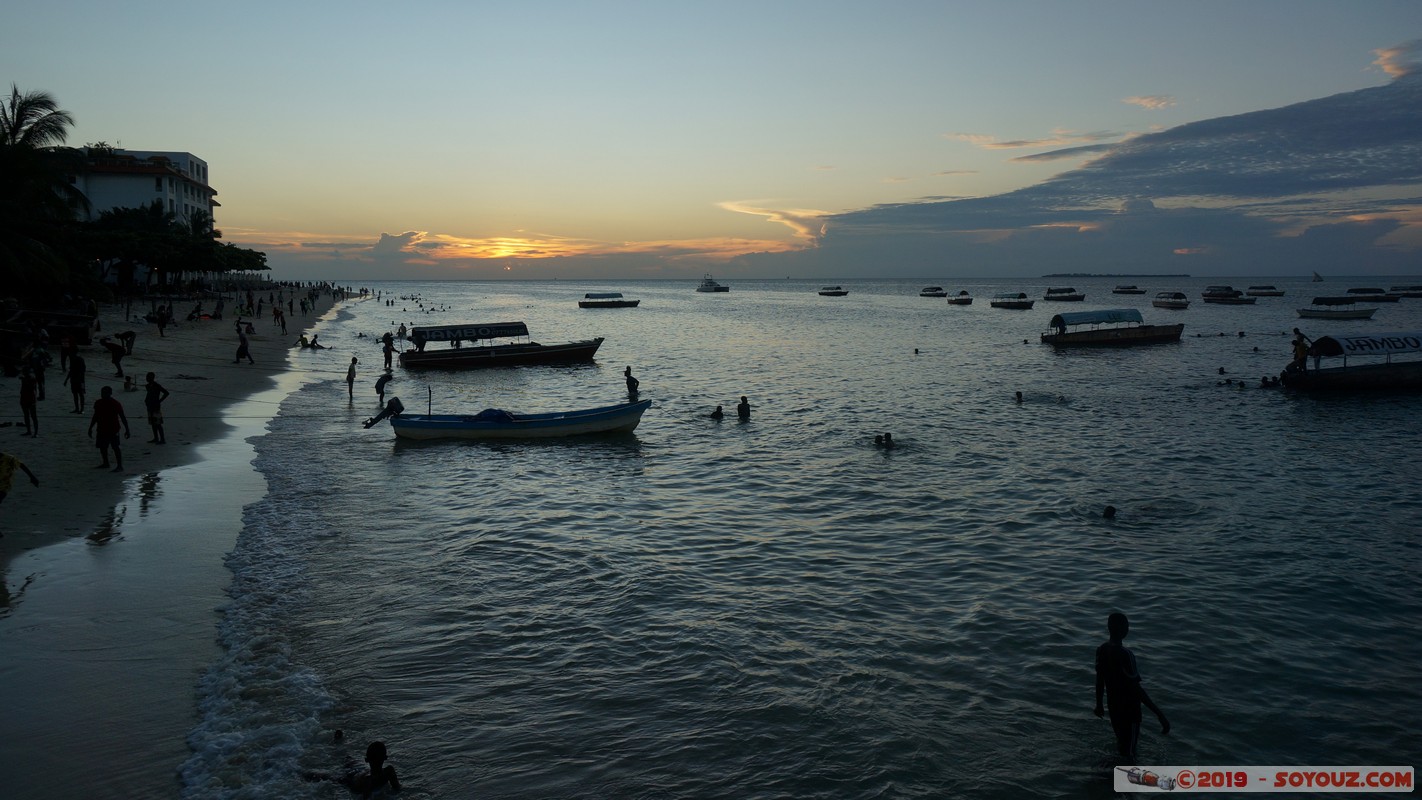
1041,273 -> 1191,278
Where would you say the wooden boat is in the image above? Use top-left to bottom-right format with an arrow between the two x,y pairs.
1246,285 -> 1285,296
947,290 -> 973,305
990,292 -> 1034,310
1040,308 -> 1184,348
697,274 -> 729,292
1152,291 -> 1190,309
1345,287 -> 1399,303
1043,287 -> 1085,301
578,292 -> 640,309
399,322 -> 603,369
1201,285 -> 1257,304
1281,331 -> 1422,391
1296,297 -> 1378,320
1387,285 -> 1422,298
818,285 -> 849,296
1312,271 -> 1324,282
1112,285 -> 1147,294
919,286 -> 947,297
385,399 -> 653,440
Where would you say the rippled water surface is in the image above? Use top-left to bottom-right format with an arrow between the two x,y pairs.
182,278 -> 1422,798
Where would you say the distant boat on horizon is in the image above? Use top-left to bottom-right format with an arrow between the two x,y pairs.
1313,271 -> 1324,282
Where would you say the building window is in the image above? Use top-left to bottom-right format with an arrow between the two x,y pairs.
155,177 -> 163,192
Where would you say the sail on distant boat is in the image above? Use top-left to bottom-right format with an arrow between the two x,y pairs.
1312,271 -> 1324,282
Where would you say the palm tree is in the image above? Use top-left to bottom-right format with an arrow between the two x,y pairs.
0,84 -> 86,294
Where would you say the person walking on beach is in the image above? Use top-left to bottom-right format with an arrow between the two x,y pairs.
88,386 -> 132,472
101,336 -> 127,377
346,357 -> 358,400
737,395 -> 751,420
64,352 -> 87,413
1094,612 -> 1170,762
236,328 -> 254,364
625,366 -> 639,398
19,368 -> 39,437
144,372 -> 170,444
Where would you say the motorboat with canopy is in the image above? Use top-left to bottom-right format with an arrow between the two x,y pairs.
399,322 -> 603,369
1282,331 -> 1422,391
1040,308 -> 1184,347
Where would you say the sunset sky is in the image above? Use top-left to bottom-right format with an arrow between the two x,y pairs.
8,1 -> 1422,280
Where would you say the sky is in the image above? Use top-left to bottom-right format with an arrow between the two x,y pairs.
7,1 -> 1422,280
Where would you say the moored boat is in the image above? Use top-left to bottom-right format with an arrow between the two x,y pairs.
1345,287 -> 1399,303
578,292 -> 640,309
1281,331 -> 1422,391
818,285 -> 849,296
697,274 -> 729,292
383,399 -> 653,440
1040,308 -> 1184,347
1387,285 -> 1422,298
1112,285 -> 1146,294
1201,285 -> 1257,304
1043,287 -> 1085,301
947,290 -> 973,305
1246,285 -> 1285,296
919,286 -> 947,297
990,292 -> 1034,310
1151,291 -> 1190,309
399,322 -> 603,369
1296,297 -> 1378,320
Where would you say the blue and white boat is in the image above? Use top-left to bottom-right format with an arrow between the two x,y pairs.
384,399 -> 652,440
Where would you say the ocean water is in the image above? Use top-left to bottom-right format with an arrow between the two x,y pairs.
179,278 -> 1422,799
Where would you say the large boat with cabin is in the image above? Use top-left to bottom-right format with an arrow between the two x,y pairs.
697,274 -> 729,292
919,286 -> 948,297
399,322 -> 603,369
1040,309 -> 1184,348
1281,331 -> 1422,391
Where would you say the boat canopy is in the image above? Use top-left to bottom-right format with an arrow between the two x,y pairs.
583,292 -> 623,299
1311,332 -> 1422,358
1049,309 -> 1143,328
411,322 -> 529,342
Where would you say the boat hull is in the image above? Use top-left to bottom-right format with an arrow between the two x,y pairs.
947,297 -> 973,305
578,300 -> 640,308
818,291 -> 848,296
1296,308 -> 1377,319
1041,324 -> 1184,347
1202,296 -> 1257,304
1281,362 -> 1422,391
696,286 -> 728,292
1152,300 -> 1190,309
990,300 -> 1034,309
398,338 -> 604,369
390,399 -> 652,440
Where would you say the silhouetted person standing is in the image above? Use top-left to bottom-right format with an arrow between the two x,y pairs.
346,357 -> 358,400
1095,612 -> 1169,762
64,352 -> 87,413
89,386 -> 132,472
144,372 -> 170,444
737,395 -> 751,420
625,366 -> 639,398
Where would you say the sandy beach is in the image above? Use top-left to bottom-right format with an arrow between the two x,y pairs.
1,290 -> 341,598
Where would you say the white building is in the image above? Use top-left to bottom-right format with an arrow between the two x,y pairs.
73,148 -> 219,226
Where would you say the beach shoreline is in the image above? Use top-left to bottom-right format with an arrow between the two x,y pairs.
1,289 -> 342,598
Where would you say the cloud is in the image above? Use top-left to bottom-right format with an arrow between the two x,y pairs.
1374,39 -> 1422,77
1124,95 -> 1176,110
1011,143 -> 1118,163
948,129 -> 1119,150
933,170 -> 978,177
718,201 -> 829,243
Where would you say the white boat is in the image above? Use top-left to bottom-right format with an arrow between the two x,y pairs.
1112,285 -> 1147,294
697,274 -> 729,292
947,290 -> 973,305
1201,285 -> 1256,305
382,399 -> 653,440
1043,287 -> 1085,301
818,286 -> 849,296
1296,296 -> 1378,320
1152,291 -> 1190,309
990,292 -> 1034,310
1246,285 -> 1285,296
919,286 -> 947,297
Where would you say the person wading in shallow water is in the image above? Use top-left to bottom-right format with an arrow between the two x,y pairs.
1095,612 -> 1170,762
